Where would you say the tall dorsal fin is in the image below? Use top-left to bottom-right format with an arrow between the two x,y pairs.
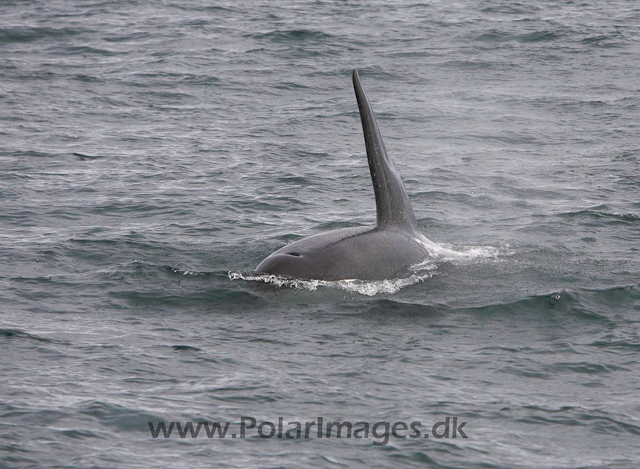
352,68 -> 417,231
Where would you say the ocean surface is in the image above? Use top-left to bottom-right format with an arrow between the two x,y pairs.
1,0 -> 640,467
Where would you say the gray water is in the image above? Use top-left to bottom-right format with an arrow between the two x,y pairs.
1,1 -> 640,468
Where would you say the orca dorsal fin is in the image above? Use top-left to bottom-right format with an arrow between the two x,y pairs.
352,69 -> 417,232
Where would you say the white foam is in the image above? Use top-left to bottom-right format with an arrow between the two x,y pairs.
170,267 -> 207,276
412,235 -> 502,262
228,266 -> 437,296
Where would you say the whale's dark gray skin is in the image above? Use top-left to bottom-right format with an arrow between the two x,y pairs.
256,69 -> 441,281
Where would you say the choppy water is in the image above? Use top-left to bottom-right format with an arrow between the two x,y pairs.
2,0 -> 640,467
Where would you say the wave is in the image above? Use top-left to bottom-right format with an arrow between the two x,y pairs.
558,209 -> 640,224
0,26 -> 85,44
246,29 -> 335,44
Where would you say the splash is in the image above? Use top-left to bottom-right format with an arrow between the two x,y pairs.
228,265 -> 437,296
413,235 -> 503,262
168,266 -> 209,276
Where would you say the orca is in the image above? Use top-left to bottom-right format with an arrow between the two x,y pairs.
256,69 -> 443,281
